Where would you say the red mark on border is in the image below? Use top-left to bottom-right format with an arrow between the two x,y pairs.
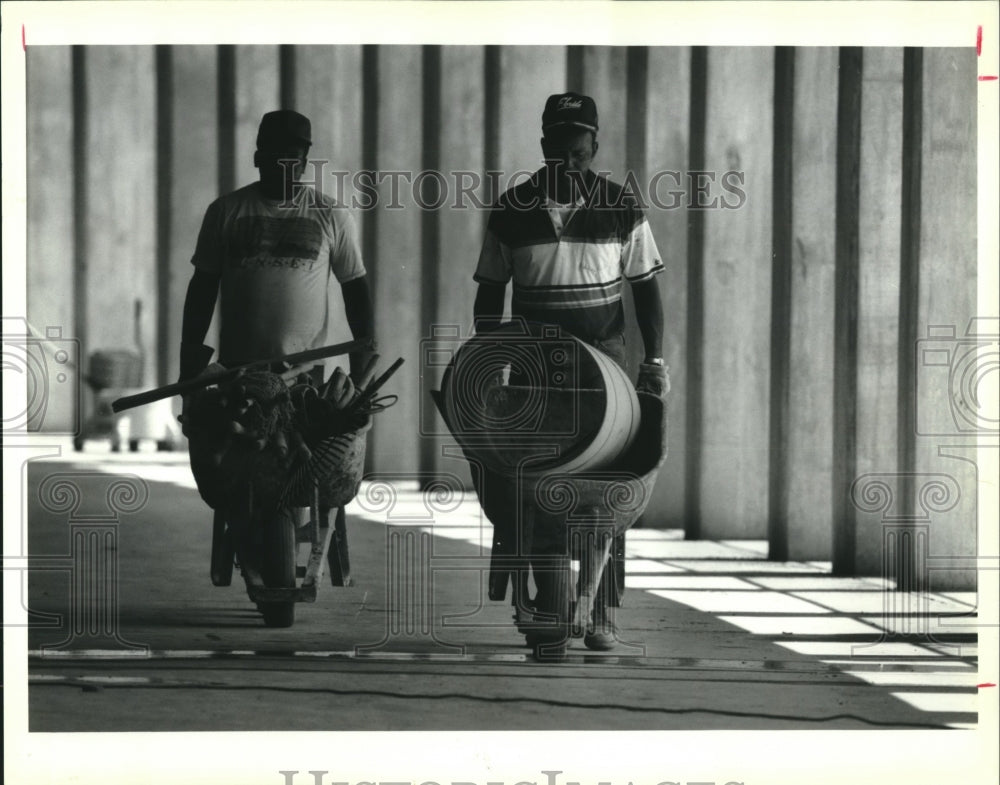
977,25 -> 983,55
980,76 -> 999,81
22,24 -> 26,51
978,683 -> 997,688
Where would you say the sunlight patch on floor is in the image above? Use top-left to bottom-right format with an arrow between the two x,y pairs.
890,691 -> 978,715
717,615 -> 882,636
648,589 -> 828,614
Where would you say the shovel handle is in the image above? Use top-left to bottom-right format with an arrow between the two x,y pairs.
112,337 -> 372,413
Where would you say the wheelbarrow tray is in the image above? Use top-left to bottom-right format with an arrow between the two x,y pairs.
432,387 -> 667,605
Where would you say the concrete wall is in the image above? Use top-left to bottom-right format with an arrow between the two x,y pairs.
24,45 -> 982,588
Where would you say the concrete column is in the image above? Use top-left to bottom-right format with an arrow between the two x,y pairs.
572,46 -> 627,181
699,47 -> 774,539
854,48 -> 905,575
294,45 -> 365,355
368,45 -> 424,475
912,48 -> 978,590
496,46 -> 566,184
26,46 -> 74,345
25,47 -> 76,434
644,47 -> 691,529
83,47 -> 157,387
423,45 -> 487,485
783,47 -> 839,560
232,45 -> 280,190
167,46 -> 219,387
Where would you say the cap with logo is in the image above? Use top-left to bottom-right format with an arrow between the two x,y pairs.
256,110 -> 312,149
542,92 -> 599,134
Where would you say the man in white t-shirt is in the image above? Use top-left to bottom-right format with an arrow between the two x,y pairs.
179,109 -> 373,381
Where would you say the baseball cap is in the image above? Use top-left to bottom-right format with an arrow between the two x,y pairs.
542,92 -> 599,134
256,110 -> 312,148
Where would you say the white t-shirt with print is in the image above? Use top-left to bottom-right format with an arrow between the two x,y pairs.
191,182 -> 365,365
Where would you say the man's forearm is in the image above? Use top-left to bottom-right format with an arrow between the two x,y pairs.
181,270 -> 221,346
179,270 -> 221,380
473,283 -> 506,334
631,278 -> 664,360
341,275 -> 375,379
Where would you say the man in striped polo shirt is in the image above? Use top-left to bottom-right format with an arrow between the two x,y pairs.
473,92 -> 669,653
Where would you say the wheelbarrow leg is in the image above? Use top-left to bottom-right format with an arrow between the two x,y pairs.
610,532 -> 626,607
326,506 -> 353,587
210,507 -> 234,587
571,525 -> 614,637
587,553 -> 620,650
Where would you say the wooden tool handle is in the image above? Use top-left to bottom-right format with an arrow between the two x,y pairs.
112,337 -> 373,413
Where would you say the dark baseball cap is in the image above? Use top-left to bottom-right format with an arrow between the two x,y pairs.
256,110 -> 312,148
542,92 -> 599,134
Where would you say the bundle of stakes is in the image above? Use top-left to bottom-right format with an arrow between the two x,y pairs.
179,354 -> 403,511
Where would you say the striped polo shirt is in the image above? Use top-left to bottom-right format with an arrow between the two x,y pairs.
474,169 -> 663,344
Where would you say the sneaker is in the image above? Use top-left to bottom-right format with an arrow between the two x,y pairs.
583,601 -> 618,651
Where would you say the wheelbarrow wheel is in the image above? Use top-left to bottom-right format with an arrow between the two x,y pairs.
259,507 -> 296,628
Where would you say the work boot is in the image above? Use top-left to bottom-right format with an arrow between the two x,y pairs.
528,558 -> 570,661
513,600 -> 538,640
584,595 -> 618,651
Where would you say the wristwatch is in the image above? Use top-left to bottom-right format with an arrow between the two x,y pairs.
644,357 -> 665,366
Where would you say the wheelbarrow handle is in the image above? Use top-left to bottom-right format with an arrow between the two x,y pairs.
111,337 -> 374,413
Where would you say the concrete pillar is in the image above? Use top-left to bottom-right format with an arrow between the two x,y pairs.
854,48 -> 905,576
422,45 -> 487,485
232,45 -> 280,190
699,47 -> 774,539
783,47 -> 839,560
571,46 -> 627,182
25,47 -> 76,434
294,45 -> 365,361
644,46 -> 691,528
496,46 -> 566,185
369,45 -> 424,475
83,47 -> 157,387
26,46 -> 74,347
911,48 -> 978,590
167,46 -> 219,388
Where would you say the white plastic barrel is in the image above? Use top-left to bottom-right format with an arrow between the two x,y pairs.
441,323 -> 641,476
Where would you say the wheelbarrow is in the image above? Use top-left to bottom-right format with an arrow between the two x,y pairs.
189,360 -> 400,627
112,340 -> 402,628
207,415 -> 372,628
430,323 -> 668,656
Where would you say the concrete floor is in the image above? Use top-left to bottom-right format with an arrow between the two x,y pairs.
6,442 -> 998,783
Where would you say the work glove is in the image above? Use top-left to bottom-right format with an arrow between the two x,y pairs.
635,362 -> 670,397
178,360 -> 230,438
324,366 -> 357,410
